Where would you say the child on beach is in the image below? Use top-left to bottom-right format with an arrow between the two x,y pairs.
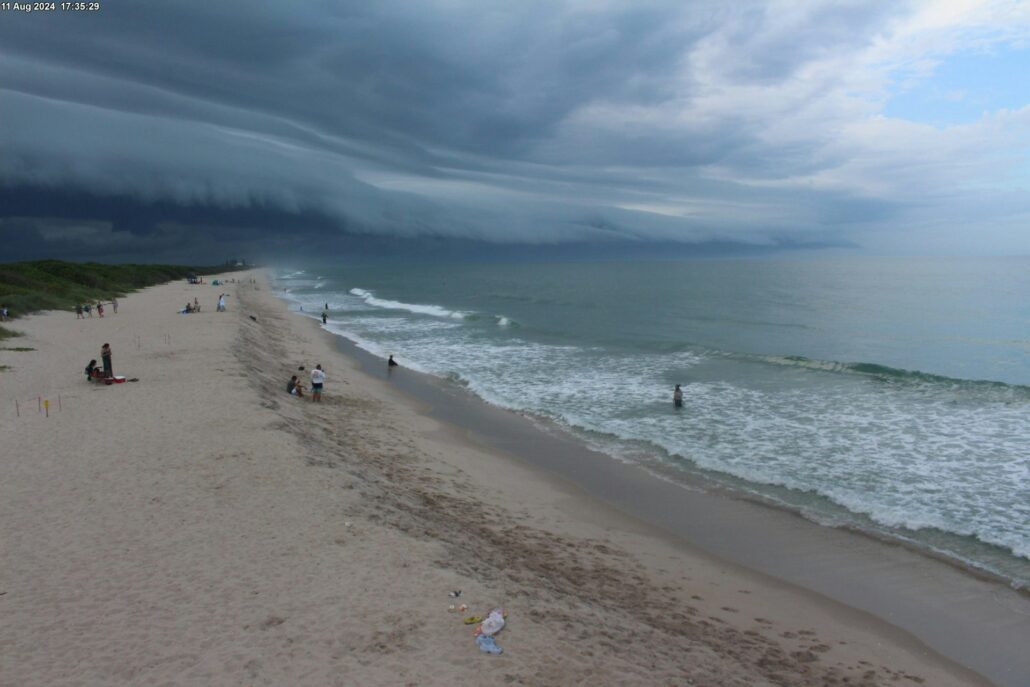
287,375 -> 305,397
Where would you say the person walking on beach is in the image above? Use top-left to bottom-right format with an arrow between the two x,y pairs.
76,304 -> 84,319
1,304 -> 7,322
84,303 -> 92,318
321,311 -> 328,325
101,343 -> 113,379
112,297 -> 118,314
96,301 -> 104,318
217,294 -> 226,312
673,384 -> 683,409
310,364 -> 325,402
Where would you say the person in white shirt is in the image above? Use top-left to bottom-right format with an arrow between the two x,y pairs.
310,364 -> 326,402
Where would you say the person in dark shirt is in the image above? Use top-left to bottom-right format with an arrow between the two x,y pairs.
101,343 -> 113,378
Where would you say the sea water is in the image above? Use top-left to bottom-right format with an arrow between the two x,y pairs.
275,257 -> 1030,587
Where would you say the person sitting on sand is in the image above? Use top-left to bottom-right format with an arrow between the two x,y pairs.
287,375 -> 305,397
85,359 -> 99,380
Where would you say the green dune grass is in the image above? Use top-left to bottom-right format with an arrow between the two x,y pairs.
0,260 -> 238,339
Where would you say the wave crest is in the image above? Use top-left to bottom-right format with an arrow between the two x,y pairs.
349,288 -> 471,320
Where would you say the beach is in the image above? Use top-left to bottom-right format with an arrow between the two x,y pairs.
0,271 -> 1022,686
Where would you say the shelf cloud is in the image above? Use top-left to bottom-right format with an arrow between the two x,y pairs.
2,1 -> 1028,260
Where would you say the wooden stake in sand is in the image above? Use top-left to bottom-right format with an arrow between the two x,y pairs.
14,399 -> 19,417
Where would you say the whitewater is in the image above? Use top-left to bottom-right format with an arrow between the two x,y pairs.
276,257 -> 1030,587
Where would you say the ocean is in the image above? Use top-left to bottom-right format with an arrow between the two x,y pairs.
275,257 -> 1030,588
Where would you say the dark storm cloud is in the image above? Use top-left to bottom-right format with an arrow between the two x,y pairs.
1,1 -> 1027,258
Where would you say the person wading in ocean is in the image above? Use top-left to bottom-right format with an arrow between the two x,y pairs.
673,384 -> 683,409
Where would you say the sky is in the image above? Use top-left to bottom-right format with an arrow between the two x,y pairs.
1,0 -> 1028,262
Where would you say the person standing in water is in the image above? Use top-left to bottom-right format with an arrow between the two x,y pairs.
388,355 -> 398,368
321,311 -> 327,325
673,384 -> 683,409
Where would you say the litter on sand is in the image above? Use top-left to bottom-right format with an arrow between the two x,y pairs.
476,634 -> 502,654
478,608 -> 505,636
473,608 -> 507,655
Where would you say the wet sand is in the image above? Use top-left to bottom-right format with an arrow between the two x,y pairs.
341,332 -> 1030,686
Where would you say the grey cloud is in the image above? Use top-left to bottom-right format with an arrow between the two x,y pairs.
0,1 -> 1025,257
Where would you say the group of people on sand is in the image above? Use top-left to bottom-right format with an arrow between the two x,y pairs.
286,354 -> 401,401
76,299 -> 118,319
182,298 -> 202,313
84,343 -> 114,381
287,364 -> 326,402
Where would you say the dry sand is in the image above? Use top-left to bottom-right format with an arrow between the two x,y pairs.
0,272 -> 1000,686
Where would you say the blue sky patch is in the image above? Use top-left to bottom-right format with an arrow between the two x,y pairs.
884,46 -> 1030,127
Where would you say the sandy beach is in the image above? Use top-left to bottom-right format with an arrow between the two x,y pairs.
0,271 -> 1020,686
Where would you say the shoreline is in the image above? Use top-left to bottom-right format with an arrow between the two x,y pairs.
279,276 -> 1029,593
289,286 -> 1030,686
0,270 -> 1020,686
326,310 -> 1027,593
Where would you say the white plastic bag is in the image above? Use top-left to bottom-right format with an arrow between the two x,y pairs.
480,608 -> 505,636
